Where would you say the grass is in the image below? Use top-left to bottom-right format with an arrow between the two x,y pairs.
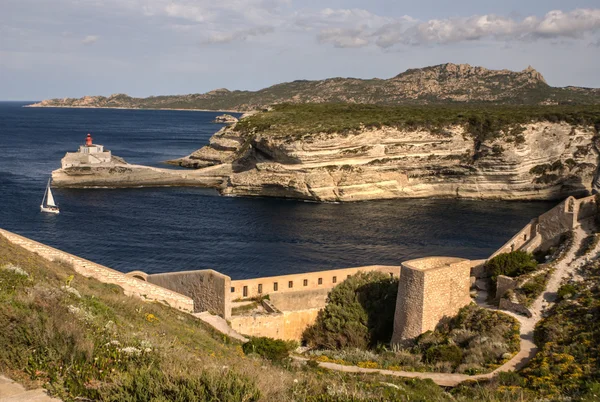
0,234 -> 452,401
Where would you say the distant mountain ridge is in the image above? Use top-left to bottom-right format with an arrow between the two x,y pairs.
29,63 -> 600,111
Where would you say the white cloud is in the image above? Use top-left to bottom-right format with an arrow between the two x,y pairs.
369,8 -> 600,48
81,35 -> 99,45
202,26 -> 275,44
317,28 -> 369,48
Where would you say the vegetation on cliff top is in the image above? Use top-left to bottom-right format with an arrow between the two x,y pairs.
235,103 -> 600,140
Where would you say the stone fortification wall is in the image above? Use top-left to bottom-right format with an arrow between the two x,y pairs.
230,265 -> 400,300
230,309 -> 321,341
269,288 -> 330,311
0,229 -> 194,312
490,196 -> 597,260
489,221 -> 538,259
391,257 -> 472,343
146,270 -> 232,319
536,197 -> 576,249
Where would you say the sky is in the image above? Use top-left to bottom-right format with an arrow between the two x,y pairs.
1,0 -> 600,100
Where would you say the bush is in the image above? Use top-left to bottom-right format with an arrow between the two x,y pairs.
302,271 -> 398,350
486,251 -> 538,281
242,337 -> 296,362
424,344 -> 463,367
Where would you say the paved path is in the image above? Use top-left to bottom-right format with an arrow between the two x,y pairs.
194,312 -> 249,342
298,220 -> 596,387
0,376 -> 60,402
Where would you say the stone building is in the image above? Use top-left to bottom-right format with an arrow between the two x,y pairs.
61,134 -> 112,168
391,257 -> 473,344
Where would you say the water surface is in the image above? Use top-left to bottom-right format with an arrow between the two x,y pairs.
0,102 -> 556,278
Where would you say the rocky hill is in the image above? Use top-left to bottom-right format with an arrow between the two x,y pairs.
29,64 -> 600,111
167,104 -> 600,202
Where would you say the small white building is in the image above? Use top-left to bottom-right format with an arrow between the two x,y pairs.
61,134 -> 112,168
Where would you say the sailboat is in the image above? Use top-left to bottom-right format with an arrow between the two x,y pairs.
40,178 -> 60,214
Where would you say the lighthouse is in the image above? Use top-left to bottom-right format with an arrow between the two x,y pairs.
60,133 -> 112,168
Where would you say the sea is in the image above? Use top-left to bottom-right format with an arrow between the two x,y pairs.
0,101 -> 557,279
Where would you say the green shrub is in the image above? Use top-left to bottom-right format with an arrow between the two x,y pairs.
302,272 -> 398,350
557,283 -> 578,300
242,337 -> 296,362
424,344 -> 463,367
486,251 -> 538,281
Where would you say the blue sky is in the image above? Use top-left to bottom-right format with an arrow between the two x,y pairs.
1,0 -> 600,100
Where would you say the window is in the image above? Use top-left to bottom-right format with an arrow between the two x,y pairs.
258,284 -> 263,293
288,281 -> 293,288
274,282 -> 278,291
231,287 -> 235,293
303,279 -> 308,286
243,286 -> 248,298
318,278 -> 323,285
332,276 -> 337,284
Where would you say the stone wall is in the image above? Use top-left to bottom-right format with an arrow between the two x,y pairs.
147,270 -> 232,319
230,265 -> 400,300
489,220 -> 538,259
391,257 -> 472,343
537,197 -> 576,249
0,229 -> 194,312
269,288 -> 330,311
576,195 -> 597,221
229,309 -> 321,341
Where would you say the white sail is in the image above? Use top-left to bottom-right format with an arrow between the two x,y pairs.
46,185 -> 56,207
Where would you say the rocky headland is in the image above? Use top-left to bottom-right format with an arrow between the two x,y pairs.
51,154 -> 231,188
166,104 -> 600,202
29,63 -> 600,111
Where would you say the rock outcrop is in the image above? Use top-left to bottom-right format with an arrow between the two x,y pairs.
169,115 -> 600,202
28,63 -> 600,111
213,114 -> 239,124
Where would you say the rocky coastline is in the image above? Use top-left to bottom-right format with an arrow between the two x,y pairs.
53,105 -> 600,202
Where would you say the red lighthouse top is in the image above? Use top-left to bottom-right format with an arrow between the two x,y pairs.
86,133 -> 93,146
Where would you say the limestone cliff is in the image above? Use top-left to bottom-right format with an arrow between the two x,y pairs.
169,105 -> 600,202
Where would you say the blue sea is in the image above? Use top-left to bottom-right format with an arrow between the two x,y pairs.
0,102 -> 556,279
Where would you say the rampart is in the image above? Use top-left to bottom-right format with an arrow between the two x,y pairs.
490,195 -> 597,259
0,229 -> 194,312
145,270 -> 232,319
229,265 -> 400,300
229,309 -> 322,341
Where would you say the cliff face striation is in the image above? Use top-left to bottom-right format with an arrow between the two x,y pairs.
29,63 -> 600,111
169,104 -> 600,202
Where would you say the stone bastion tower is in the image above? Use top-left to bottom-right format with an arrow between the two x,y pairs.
391,257 -> 473,344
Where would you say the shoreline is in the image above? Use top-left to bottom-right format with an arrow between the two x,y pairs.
23,104 -> 248,114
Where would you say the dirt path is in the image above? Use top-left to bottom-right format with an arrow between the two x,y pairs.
301,220 -> 596,387
0,376 -> 60,402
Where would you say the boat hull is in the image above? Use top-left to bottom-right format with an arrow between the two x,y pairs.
40,206 -> 60,214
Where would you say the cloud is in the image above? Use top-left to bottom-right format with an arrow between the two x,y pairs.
81,35 -> 99,45
317,28 -> 369,48
306,8 -> 600,49
370,8 -> 600,48
202,26 -> 275,44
